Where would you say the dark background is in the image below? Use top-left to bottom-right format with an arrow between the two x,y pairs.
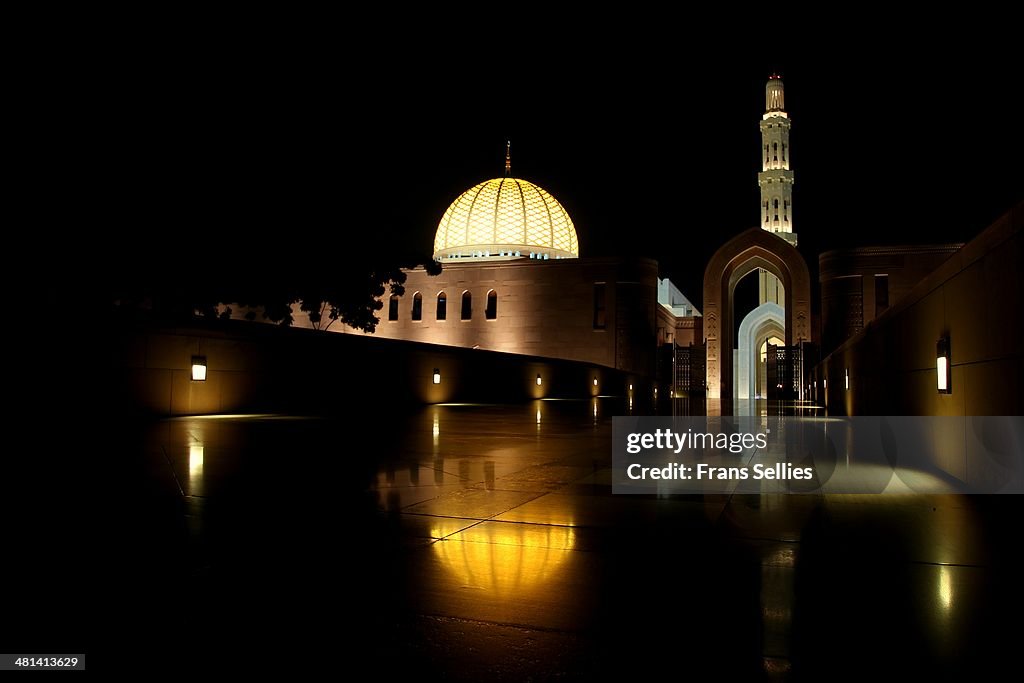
7,21 -> 1023,674
26,35 -> 1021,309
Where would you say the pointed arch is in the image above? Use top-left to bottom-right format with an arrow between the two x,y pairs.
703,228 -> 811,398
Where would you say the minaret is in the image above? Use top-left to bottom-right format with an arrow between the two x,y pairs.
758,75 -> 797,305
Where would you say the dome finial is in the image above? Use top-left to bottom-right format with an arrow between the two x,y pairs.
505,140 -> 511,176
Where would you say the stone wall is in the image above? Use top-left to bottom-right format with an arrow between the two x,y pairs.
816,203 -> 1022,416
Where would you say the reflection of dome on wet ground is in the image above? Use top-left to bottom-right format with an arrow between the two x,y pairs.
432,522 -> 576,596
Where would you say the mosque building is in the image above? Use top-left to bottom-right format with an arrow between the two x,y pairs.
225,81 -> 817,395
202,74 -> 1019,408
227,81 -> 815,391
344,142 -> 701,378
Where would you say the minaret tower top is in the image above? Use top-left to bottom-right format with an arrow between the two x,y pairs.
766,74 -> 785,112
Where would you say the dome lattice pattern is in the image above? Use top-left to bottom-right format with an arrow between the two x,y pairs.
433,177 -> 579,260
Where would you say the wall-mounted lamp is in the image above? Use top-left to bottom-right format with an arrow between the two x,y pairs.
593,377 -> 598,387
936,337 -> 951,393
191,356 -> 207,381
629,384 -> 633,391
845,368 -> 849,391
433,368 -> 441,385
536,374 -> 542,386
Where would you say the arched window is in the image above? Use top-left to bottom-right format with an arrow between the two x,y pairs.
436,292 -> 447,321
773,198 -> 779,221
388,295 -> 399,321
485,290 -> 497,320
461,291 -> 472,320
411,292 -> 422,321
773,142 -> 778,162
782,143 -> 787,162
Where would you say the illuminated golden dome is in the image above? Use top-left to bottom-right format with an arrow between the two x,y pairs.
433,177 -> 579,261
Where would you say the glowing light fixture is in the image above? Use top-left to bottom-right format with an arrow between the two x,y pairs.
536,374 -> 542,386
191,356 -> 207,381
936,337 -> 951,393
845,368 -> 849,391
433,368 -> 441,385
593,377 -> 598,387
629,384 -> 633,391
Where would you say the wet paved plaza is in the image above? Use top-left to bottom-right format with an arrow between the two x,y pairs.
63,400 -> 1024,677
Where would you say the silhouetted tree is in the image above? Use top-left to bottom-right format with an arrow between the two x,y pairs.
102,249 -> 440,333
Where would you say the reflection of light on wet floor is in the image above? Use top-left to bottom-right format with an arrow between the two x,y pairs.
938,565 -> 954,610
188,445 -> 204,495
818,465 -> 961,494
432,522 -> 576,596
175,414 -> 319,421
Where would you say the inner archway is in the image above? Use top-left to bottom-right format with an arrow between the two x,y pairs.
703,228 -> 811,399
736,302 -> 785,399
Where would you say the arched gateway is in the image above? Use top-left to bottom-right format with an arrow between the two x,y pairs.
703,228 -> 812,399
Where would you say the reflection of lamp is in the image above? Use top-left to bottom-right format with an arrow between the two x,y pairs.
936,337 -> 951,393
188,444 -> 204,495
189,445 -> 204,476
938,564 -> 953,610
536,374 -> 542,386
191,356 -> 207,381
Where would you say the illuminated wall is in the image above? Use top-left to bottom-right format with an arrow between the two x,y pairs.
817,203 -> 1023,417
268,256 -> 662,378
109,318 -> 643,416
819,244 -> 964,355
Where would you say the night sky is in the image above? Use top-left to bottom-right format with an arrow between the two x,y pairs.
44,39 -> 1022,309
